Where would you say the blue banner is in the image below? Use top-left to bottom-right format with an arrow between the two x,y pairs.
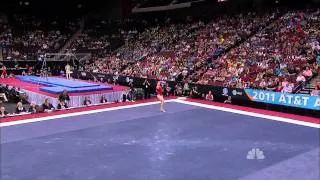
245,89 -> 320,110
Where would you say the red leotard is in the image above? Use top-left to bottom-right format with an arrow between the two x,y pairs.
156,86 -> 163,96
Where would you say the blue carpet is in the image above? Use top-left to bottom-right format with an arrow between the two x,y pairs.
16,75 -> 112,93
1,102 -> 319,180
16,76 -> 100,88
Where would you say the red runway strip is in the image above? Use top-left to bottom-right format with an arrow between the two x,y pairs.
186,98 -> 320,125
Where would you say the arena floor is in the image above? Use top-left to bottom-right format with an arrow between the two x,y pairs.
1,100 -> 319,180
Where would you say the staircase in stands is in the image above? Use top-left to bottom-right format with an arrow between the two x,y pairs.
56,17 -> 86,56
298,75 -> 320,95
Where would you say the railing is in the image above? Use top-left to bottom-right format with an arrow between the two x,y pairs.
294,73 -> 318,94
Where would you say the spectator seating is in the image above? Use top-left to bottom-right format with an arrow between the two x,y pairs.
2,9 -> 320,96
1,15 -> 80,61
198,10 -> 320,92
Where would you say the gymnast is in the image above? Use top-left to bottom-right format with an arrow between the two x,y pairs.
156,81 -> 165,112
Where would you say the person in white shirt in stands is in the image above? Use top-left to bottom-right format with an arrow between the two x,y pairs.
281,83 -> 292,93
281,78 -> 289,87
296,73 -> 306,87
65,63 -> 72,79
302,67 -> 313,78
259,79 -> 267,89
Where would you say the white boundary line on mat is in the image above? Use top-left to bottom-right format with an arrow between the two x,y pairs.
0,99 -> 176,127
175,99 -> 320,129
1,98 -> 319,128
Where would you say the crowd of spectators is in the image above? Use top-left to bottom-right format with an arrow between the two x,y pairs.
198,10 -> 320,93
66,19 -> 140,55
76,18 -> 196,77
82,11 -> 281,85
119,12 -> 277,81
68,18 -> 152,77
1,14 -> 80,61
1,9 -> 319,99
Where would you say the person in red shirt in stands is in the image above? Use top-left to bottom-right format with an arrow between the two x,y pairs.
156,81 -> 165,112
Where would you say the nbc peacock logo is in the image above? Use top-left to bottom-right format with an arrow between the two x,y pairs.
246,148 -> 265,160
